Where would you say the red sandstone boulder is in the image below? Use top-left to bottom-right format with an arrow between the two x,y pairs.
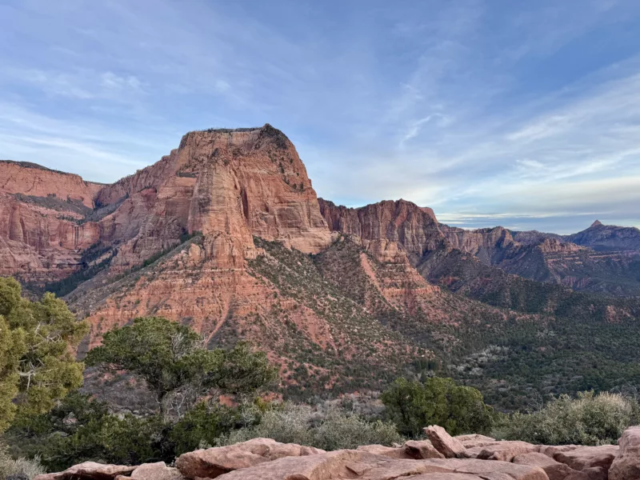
130,462 -> 183,480
420,458 -> 548,480
175,438 -> 325,478
211,450 -> 450,480
539,445 -> 579,458
454,434 -> 497,449
33,462 -> 136,480
564,466 -> 608,480
404,440 -> 446,459
357,444 -> 413,459
408,475 -> 484,480
474,441 -> 539,462
513,452 -> 578,480
609,426 -> 640,480
551,445 -> 618,471
425,425 -> 467,458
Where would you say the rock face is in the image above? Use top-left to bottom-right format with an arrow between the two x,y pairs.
1,126 -> 331,287
0,161 -> 103,285
319,198 -> 445,264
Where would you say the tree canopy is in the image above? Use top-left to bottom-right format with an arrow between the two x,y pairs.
380,376 -> 494,437
0,277 -> 88,431
85,316 -> 277,418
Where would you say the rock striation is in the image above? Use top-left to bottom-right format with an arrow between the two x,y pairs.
0,161 -> 103,284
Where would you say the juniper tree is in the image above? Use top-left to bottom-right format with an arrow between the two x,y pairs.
0,277 -> 88,431
86,316 -> 276,419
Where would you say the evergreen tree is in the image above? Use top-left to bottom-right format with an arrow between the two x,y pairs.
86,316 -> 276,418
0,277 -> 88,431
381,376 -> 494,437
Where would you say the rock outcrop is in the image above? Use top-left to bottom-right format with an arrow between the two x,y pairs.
33,462 -> 135,480
36,426 -> 640,480
175,438 -> 324,478
0,161 -> 103,284
425,426 -> 466,459
1,126 -> 332,286
318,198 -> 445,264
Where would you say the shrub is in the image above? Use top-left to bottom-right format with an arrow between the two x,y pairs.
496,391 -> 638,445
169,402 -> 248,454
0,444 -> 44,480
218,403 -> 403,450
0,277 -> 88,432
381,377 -> 494,438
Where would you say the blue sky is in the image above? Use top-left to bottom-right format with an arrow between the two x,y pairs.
2,0 -> 640,233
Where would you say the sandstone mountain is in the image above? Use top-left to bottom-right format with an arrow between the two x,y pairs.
437,223 -> 640,297
3,125 -> 640,409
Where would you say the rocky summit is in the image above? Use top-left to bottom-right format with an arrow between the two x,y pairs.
33,425 -> 640,480
4,125 -> 640,404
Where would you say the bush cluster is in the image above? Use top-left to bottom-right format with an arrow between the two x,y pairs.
0,443 -> 44,480
495,391 -> 639,445
218,403 -> 403,450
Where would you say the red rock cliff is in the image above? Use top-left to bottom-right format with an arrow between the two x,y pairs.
318,198 -> 445,264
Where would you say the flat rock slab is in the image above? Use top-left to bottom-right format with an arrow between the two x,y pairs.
213,451 -> 448,480
454,434 -> 497,449
422,458 -> 548,480
34,462 -> 136,480
552,445 -> 619,471
176,437 -> 324,478
214,452 -> 548,480
357,444 -> 413,459
475,441 -> 539,462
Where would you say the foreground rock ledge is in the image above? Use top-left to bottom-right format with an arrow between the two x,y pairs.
35,425 -> 640,480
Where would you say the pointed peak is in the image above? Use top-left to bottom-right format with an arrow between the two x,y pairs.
591,220 -> 604,228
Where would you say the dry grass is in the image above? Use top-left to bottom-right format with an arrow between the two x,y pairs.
0,443 -> 45,479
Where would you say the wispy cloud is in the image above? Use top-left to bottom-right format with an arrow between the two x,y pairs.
1,0 -> 640,233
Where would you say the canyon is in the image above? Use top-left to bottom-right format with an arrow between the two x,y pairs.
2,124 -> 640,405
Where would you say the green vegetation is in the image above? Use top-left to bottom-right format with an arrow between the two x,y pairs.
381,377 -> 494,438
496,391 -> 639,446
0,443 -> 44,480
86,316 -> 276,418
42,243 -> 115,297
4,315 -> 278,471
0,277 -> 88,432
219,403 -> 403,451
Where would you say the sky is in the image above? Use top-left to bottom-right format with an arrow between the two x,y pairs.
1,0 -> 640,234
